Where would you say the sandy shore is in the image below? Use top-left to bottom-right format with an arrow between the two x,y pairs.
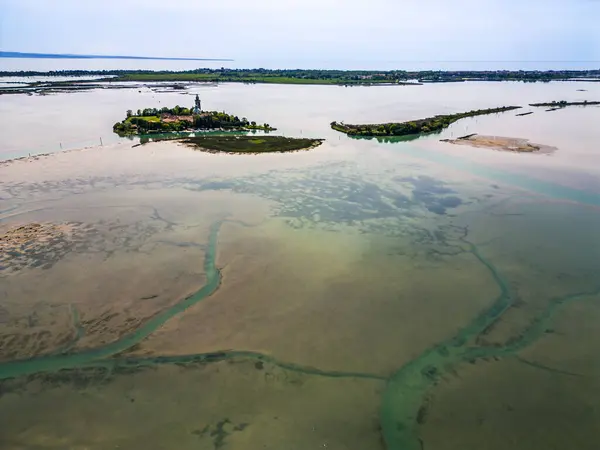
441,134 -> 556,154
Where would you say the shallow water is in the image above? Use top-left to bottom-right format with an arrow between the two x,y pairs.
0,82 -> 599,450
2,57 -> 599,71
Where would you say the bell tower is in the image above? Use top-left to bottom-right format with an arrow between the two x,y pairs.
193,95 -> 202,114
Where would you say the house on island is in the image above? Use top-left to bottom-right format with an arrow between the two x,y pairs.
160,113 -> 194,123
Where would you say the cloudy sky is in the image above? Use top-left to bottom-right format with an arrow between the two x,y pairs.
1,0 -> 599,68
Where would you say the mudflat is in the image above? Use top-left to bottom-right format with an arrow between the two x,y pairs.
441,134 -> 556,153
1,81 -> 599,450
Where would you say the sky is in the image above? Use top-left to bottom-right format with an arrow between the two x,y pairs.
1,0 -> 599,69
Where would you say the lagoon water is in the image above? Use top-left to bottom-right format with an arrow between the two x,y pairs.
0,73 -> 599,450
2,56 -> 599,72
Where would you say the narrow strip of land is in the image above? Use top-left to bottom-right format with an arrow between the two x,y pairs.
529,100 -> 600,107
331,106 -> 520,137
3,68 -> 600,83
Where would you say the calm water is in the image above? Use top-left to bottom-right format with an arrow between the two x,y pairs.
2,57 -> 599,71
0,80 -> 599,450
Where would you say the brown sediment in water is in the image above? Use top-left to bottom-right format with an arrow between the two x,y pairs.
0,222 -> 84,274
1,127 -> 599,450
123,219 -> 500,376
440,134 -> 556,154
420,295 -> 600,450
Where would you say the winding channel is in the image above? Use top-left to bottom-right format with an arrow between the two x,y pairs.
380,233 -> 600,450
0,221 -> 222,379
0,220 -> 385,382
0,218 -> 598,450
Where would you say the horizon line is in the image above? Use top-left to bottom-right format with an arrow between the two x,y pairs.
0,51 -> 234,62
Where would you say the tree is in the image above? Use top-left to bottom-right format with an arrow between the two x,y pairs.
126,109 -> 133,118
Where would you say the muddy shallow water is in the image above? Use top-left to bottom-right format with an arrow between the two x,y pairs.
1,82 -> 599,450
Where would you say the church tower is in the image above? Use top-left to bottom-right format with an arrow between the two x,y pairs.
193,95 -> 202,114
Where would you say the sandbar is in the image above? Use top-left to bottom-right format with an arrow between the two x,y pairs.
441,134 -> 556,154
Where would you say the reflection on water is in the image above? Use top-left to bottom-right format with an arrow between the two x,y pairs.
0,83 -> 599,450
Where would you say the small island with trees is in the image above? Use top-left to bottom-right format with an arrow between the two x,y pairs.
529,100 -> 600,108
330,106 -> 521,137
113,95 -> 275,135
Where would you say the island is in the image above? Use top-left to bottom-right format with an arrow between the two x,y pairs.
330,106 -> 521,137
440,134 -> 556,153
529,100 -> 600,107
175,135 -> 324,154
113,95 -> 275,135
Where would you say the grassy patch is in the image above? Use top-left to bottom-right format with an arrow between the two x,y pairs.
125,116 -> 160,123
177,135 -> 324,154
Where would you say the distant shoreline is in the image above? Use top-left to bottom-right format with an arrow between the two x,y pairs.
0,51 -> 233,62
2,67 -> 600,85
2,68 -> 600,92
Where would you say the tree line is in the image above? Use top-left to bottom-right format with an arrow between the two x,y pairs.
3,68 -> 600,83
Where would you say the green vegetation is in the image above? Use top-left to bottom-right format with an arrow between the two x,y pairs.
177,135 -> 324,154
529,100 -> 600,107
3,69 -> 600,95
113,105 -> 275,135
331,106 -> 521,137
110,72 -> 413,85
128,115 -> 160,122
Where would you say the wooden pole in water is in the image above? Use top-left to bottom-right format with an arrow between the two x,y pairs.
100,137 -> 103,146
